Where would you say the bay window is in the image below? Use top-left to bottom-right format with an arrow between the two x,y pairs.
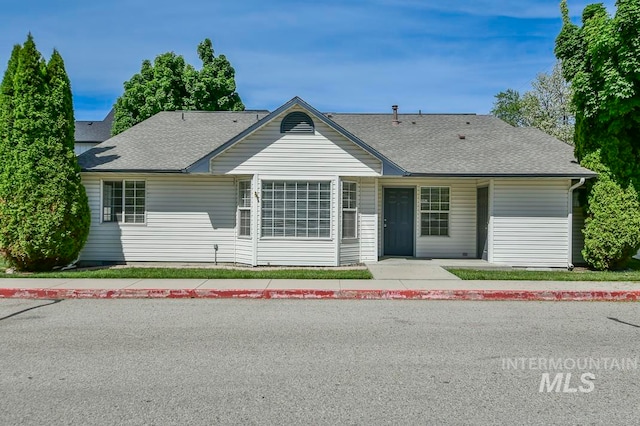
261,181 -> 331,238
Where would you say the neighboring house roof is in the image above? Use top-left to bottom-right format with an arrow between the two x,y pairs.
75,108 -> 115,143
78,98 -> 595,178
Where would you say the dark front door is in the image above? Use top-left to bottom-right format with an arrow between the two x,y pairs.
477,186 -> 489,259
384,188 -> 415,256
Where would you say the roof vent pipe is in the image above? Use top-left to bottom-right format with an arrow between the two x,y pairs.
392,105 -> 400,126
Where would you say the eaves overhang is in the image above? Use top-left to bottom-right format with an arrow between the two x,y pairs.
405,172 -> 597,178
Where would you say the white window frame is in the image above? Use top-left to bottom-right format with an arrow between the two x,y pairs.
101,179 -> 146,224
260,180 -> 332,239
420,186 -> 450,237
238,180 -> 252,237
341,181 -> 358,239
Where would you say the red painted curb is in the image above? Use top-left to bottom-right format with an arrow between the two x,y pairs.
0,288 -> 639,301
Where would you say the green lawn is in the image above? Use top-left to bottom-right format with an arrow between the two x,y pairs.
0,267 -> 372,280
447,259 -> 640,281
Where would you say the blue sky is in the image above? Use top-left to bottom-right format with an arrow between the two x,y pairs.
1,0 -> 615,120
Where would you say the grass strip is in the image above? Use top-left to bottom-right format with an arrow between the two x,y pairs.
447,268 -> 640,282
0,267 -> 372,280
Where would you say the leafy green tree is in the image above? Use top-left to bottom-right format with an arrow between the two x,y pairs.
0,34 -> 90,271
112,38 -> 244,135
580,153 -> 640,270
491,63 -> 574,144
555,0 -> 640,269
491,89 -> 527,127
191,38 -> 244,111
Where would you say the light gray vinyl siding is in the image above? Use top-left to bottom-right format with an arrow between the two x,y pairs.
339,177 -> 359,266
492,179 -> 569,267
210,106 -> 381,176
80,174 -> 236,263
235,238 -> 253,265
359,178 -> 378,262
415,179 -> 476,258
75,142 -> 98,156
377,178 -> 477,258
257,240 -> 337,266
340,241 -> 359,265
337,177 -> 378,265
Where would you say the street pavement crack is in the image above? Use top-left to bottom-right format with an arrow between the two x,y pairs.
0,299 -> 62,321
607,317 -> 640,328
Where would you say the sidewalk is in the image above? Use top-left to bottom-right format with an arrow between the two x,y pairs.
0,278 -> 638,301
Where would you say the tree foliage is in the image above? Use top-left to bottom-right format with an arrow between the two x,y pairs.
491,89 -> 527,127
0,34 -> 90,271
491,62 -> 574,144
580,152 -> 640,270
555,0 -> 640,269
112,38 -> 244,135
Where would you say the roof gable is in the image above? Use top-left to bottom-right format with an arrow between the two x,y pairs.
187,96 -> 404,174
207,104 -> 383,176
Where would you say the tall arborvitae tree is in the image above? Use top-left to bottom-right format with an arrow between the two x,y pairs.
555,0 -> 640,270
0,45 -> 20,261
111,38 -> 244,135
41,50 -> 91,266
0,45 -> 21,149
0,35 -> 90,271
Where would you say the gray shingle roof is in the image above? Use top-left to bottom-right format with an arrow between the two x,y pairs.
78,102 -> 594,177
328,113 -> 594,177
78,111 -> 269,172
75,109 -> 114,143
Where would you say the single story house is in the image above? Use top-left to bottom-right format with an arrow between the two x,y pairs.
77,97 -> 596,268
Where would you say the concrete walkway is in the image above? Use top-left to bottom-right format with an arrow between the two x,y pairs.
0,277 -> 638,301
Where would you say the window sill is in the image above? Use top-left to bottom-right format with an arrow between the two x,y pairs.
259,237 -> 333,241
100,221 -> 147,226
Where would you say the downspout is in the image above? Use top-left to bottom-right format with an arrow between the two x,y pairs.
567,178 -> 586,270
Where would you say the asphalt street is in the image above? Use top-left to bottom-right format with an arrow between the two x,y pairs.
1,299 -> 639,425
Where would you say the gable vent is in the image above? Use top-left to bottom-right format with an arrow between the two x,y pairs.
280,111 -> 315,134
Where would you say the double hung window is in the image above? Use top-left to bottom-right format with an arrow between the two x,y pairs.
102,180 -> 146,224
238,181 -> 251,237
420,187 -> 449,236
342,182 -> 357,239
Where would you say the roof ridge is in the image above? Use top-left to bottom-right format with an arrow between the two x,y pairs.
169,110 -> 271,114
324,112 -> 478,116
